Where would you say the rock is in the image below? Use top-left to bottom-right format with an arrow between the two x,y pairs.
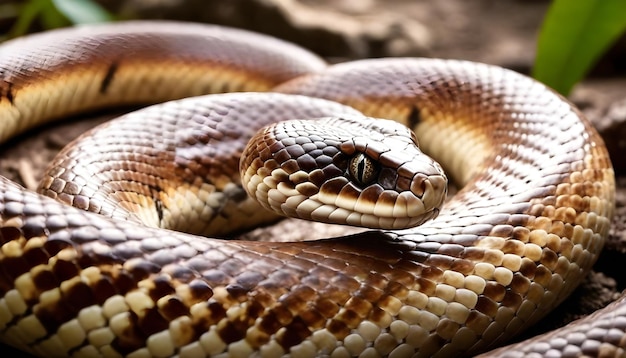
607,176 -> 626,252
108,0 -> 432,59
593,98 -> 626,176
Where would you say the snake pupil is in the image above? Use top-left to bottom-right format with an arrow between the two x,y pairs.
349,153 -> 378,185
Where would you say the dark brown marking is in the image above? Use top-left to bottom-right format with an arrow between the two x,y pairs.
540,248 -> 558,269
277,316 -> 312,349
245,299 -> 266,320
281,159 -> 300,175
111,313 -> 145,355
483,282 -> 506,301
206,301 -> 227,323
408,105 -> 421,129
159,297 -> 190,321
64,281 -> 97,312
34,299 -> 75,334
218,320 -> 247,344
492,225 -> 515,239
315,297 -> 340,318
138,307 -> 169,336
356,284 -> 383,302
358,184 -> 384,204
155,199 -> 164,222
187,280 -> 214,302
23,247 -> 50,267
22,219 -> 47,239
100,62 -> 119,94
461,247 -> 486,261
369,306 -> 391,327
92,276 -> 118,305
127,260 -> 161,281
297,182 -> 318,196
0,226 -> 21,244
343,296 -> 373,318
0,80 -> 14,104
259,309 -> 284,335
416,277 -> 436,295
0,256 -> 31,281
148,276 -> 176,301
326,318 -> 350,339
32,269 -> 59,293
501,290 -> 522,310
501,239 -> 524,255
533,265 -> 552,286
421,264 -> 445,281
437,244 -> 465,258
320,178 -> 349,198
450,259 -> 475,275
519,259 -> 537,278
0,265 -> 13,295
465,311 -> 491,334
299,308 -> 326,329
436,318 -> 460,341
475,296 -> 498,317
386,281 -> 409,297
510,274 -> 530,294
225,284 -> 249,300
112,271 -> 137,295
282,286 -> 316,311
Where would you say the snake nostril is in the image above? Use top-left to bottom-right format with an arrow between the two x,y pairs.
410,175 -> 427,198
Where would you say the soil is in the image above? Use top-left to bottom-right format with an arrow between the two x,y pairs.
1,0 -> 626,356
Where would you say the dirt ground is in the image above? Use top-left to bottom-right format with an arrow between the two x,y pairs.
1,0 -> 626,355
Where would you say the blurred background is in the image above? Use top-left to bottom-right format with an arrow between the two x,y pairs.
1,0 -> 625,73
0,0 -> 626,356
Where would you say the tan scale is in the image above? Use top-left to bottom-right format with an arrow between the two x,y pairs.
0,21 -> 618,358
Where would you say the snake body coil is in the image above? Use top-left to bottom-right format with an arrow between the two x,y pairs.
0,21 -> 617,357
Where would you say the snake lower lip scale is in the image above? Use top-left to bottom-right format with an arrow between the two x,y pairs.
0,19 -> 616,358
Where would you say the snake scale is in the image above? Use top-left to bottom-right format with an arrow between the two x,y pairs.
0,21 -> 618,357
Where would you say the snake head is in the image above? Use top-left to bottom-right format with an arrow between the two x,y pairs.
240,115 -> 447,229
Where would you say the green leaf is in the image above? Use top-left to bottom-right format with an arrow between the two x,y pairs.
8,0 -> 46,38
533,0 -> 626,95
51,0 -> 113,24
40,0 -> 71,29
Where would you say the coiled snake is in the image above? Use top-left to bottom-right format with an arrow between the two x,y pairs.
0,21 -> 617,357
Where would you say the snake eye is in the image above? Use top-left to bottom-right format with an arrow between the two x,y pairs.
349,153 -> 379,185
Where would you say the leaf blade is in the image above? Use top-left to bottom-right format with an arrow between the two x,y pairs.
8,0 -> 46,38
51,0 -> 113,24
533,0 -> 626,95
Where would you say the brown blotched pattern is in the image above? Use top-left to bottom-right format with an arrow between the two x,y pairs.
0,23 -> 617,358
38,93 -> 360,237
277,58 -> 615,356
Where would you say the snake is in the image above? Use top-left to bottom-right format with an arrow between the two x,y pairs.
0,20 -> 617,358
